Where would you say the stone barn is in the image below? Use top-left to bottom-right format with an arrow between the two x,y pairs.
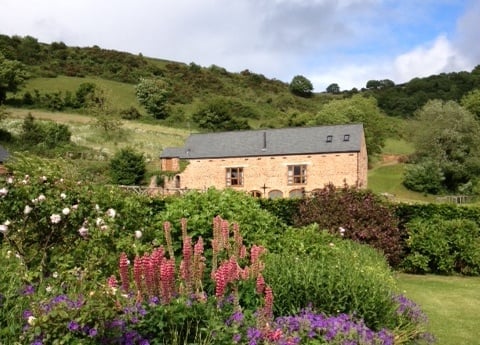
160,123 -> 367,198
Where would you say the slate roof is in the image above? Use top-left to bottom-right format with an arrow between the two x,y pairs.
161,123 -> 364,159
0,145 -> 9,162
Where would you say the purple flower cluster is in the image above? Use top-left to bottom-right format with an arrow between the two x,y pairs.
393,294 -> 428,323
244,308 -> 394,345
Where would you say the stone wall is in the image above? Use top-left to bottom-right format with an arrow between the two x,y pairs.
163,148 -> 367,198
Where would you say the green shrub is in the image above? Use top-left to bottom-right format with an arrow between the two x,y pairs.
403,159 -> 445,194
20,113 -> 71,148
0,246 -> 31,344
158,188 -> 286,249
257,197 -> 300,226
264,224 -> 398,330
403,217 -> 480,275
0,164 -> 157,280
119,106 -> 142,120
109,147 -> 146,185
294,183 -> 403,266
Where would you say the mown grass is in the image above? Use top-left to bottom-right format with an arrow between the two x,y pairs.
396,274 -> 480,345
367,137 -> 436,202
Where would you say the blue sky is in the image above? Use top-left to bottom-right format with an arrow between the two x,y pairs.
1,0 -> 479,92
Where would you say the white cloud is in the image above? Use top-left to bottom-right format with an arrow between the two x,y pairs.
393,35 -> 465,83
0,0 -> 478,93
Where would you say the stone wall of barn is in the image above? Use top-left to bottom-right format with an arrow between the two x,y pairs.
162,148 -> 367,198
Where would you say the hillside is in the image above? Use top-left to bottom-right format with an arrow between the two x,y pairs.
2,34 -> 479,126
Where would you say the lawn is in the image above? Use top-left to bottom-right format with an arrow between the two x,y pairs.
396,273 -> 480,345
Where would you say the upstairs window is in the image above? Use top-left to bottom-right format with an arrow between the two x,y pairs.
288,164 -> 307,185
343,134 -> 350,141
226,167 -> 243,186
326,135 -> 333,143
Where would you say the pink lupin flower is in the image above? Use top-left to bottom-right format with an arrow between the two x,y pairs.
214,265 -> 227,298
107,275 -> 118,288
151,247 -> 164,293
256,273 -> 266,294
143,254 -> 156,298
221,219 -> 230,250
160,258 -> 175,303
119,253 -> 130,292
133,255 -> 143,298
193,237 -> 205,288
263,285 -> 274,320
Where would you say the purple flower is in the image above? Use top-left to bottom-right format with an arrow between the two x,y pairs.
88,328 -> 98,337
226,311 -> 244,326
23,310 -> 33,319
233,333 -> 242,343
23,285 -> 35,295
68,320 -> 80,331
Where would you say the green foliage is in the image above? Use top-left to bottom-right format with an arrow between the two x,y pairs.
403,159 -> 445,194
373,69 -> 480,117
326,83 -> 340,94
119,106 -> 142,120
159,188 -> 286,248
264,225 -> 398,330
257,197 -> 300,226
294,183 -> 403,266
408,99 -> 480,193
192,97 -> 251,131
461,88 -> 480,119
74,82 -> 96,108
0,158 -> 159,280
109,147 -> 146,185
0,53 -> 29,103
403,217 -> 480,275
135,77 -> 170,119
0,246 -> 31,343
309,94 -> 388,158
289,75 -> 313,97
20,113 -> 72,148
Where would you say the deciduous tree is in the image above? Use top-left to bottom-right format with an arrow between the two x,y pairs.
326,83 -> 340,94
408,99 -> 480,193
135,78 -> 170,119
289,75 -> 313,97
0,53 -> 29,104
461,88 -> 480,120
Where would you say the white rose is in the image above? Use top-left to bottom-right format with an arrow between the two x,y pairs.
50,214 -> 61,224
78,227 -> 88,237
0,224 -> 8,234
24,205 -> 33,215
135,230 -> 143,239
27,316 -> 36,326
62,207 -> 70,216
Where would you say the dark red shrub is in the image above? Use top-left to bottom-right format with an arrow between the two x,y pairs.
294,183 -> 403,266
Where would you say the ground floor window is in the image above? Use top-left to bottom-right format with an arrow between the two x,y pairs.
289,188 -> 304,198
287,164 -> 307,184
250,190 -> 262,197
226,167 -> 243,186
268,190 -> 283,199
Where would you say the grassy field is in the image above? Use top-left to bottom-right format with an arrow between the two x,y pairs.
396,274 -> 480,345
367,138 -> 436,202
23,76 -> 143,111
5,108 -> 190,162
